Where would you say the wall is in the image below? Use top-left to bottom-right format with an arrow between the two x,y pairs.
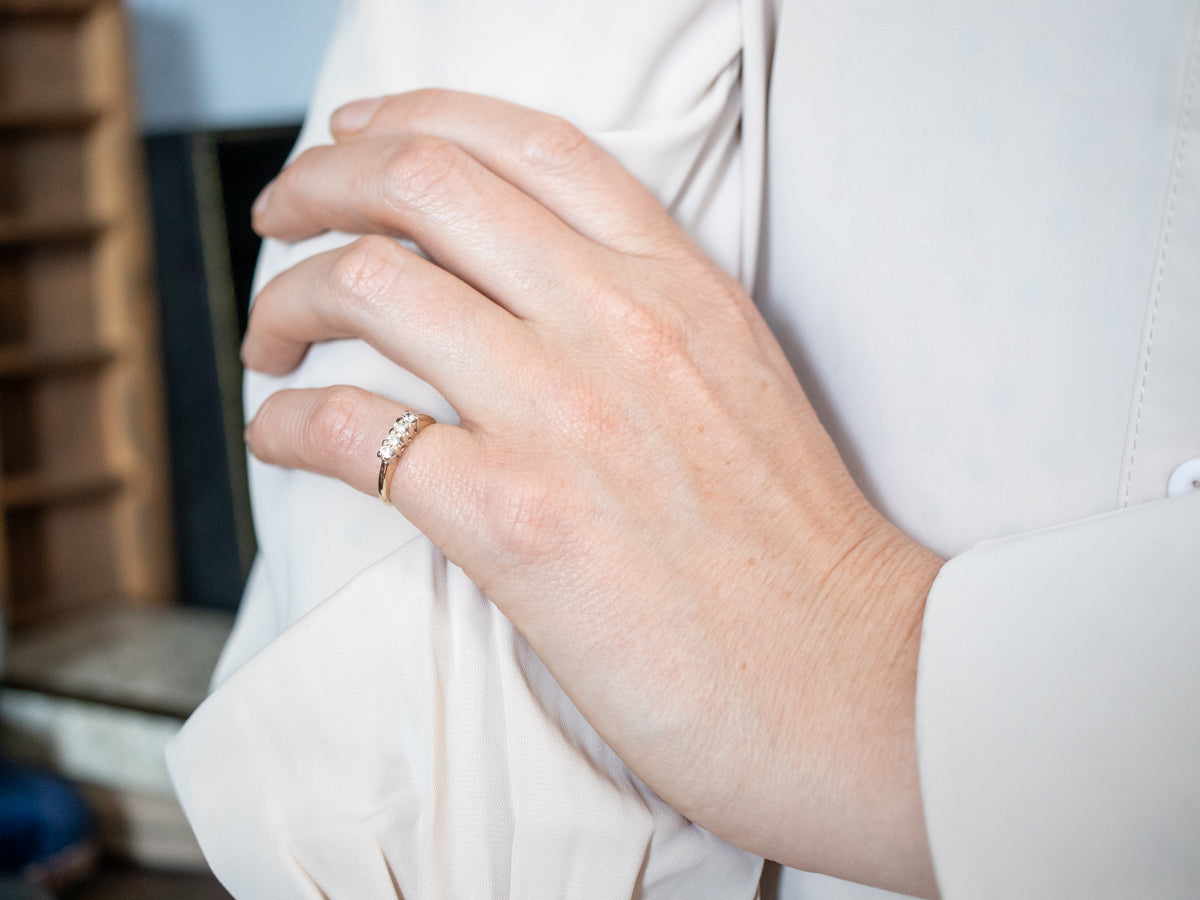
127,0 -> 342,132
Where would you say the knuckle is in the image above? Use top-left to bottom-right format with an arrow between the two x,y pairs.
330,235 -> 405,319
276,145 -> 324,191
488,468 -> 575,560
598,282 -> 691,373
519,115 -> 595,171
243,396 -> 275,452
245,277 -> 279,335
305,385 -> 371,466
382,135 -> 466,202
404,88 -> 455,127
547,372 -> 618,449
252,147 -> 325,232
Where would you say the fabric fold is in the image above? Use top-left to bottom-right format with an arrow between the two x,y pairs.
172,2 -> 766,895
168,539 -> 761,897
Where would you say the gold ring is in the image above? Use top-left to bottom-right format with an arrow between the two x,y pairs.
377,410 -> 434,505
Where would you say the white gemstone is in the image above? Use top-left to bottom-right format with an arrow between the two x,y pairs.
378,445 -> 397,460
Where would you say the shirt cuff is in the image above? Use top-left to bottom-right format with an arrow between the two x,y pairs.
916,491 -> 1200,898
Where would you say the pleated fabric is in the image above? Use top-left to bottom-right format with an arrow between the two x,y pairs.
169,1 -> 771,897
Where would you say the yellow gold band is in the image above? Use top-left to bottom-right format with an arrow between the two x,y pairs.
377,411 -> 435,505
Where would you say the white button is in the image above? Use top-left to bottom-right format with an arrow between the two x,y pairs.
1167,458 -> 1200,497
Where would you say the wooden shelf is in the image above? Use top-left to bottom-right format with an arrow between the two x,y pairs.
3,591 -> 125,630
0,343 -> 116,377
0,0 -> 99,18
4,468 -> 125,508
1,0 -> 174,630
0,217 -> 103,246
2,607 -> 234,719
0,105 -> 101,130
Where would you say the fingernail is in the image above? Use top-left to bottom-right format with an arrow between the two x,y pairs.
332,97 -> 384,134
252,181 -> 274,219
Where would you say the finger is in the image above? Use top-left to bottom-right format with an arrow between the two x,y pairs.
242,235 -> 529,421
252,135 -> 606,321
245,385 -> 495,571
245,384 -> 468,507
246,386 -> 412,497
328,89 -> 681,257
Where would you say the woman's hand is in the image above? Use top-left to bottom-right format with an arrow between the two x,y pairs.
242,90 -> 944,897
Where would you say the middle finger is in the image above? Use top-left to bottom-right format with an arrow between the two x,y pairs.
253,136 -> 607,322
243,235 -> 533,423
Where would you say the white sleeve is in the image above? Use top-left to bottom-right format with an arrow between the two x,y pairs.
166,0 -> 772,896
918,491 -> 1200,899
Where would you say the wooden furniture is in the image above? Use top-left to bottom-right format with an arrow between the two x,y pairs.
2,607 -> 232,869
0,0 -> 173,629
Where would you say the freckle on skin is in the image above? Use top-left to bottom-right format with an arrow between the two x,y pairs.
747,558 -> 756,566
698,425 -> 705,433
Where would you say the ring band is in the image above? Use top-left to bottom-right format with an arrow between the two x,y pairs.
377,410 -> 435,505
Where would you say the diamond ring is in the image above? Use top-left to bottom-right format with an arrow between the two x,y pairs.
377,410 -> 435,505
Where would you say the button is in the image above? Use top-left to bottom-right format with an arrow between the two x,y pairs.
1167,458 -> 1200,497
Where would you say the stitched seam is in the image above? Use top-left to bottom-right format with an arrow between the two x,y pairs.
1122,17 -> 1199,507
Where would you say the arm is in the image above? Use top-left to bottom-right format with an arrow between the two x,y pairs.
241,90 -> 944,896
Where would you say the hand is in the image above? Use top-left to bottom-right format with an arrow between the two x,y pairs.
242,90 -> 944,897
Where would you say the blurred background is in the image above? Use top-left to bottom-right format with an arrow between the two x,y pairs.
0,0 -> 338,895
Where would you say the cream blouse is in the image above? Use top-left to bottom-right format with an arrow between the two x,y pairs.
169,1 -> 1200,897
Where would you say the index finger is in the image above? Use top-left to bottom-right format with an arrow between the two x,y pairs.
329,89 -> 684,258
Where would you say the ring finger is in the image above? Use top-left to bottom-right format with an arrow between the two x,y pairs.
245,385 -> 487,558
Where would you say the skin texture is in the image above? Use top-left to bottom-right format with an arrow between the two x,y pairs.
242,90 -> 945,897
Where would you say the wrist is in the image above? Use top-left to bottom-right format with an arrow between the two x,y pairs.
780,514 -> 943,896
